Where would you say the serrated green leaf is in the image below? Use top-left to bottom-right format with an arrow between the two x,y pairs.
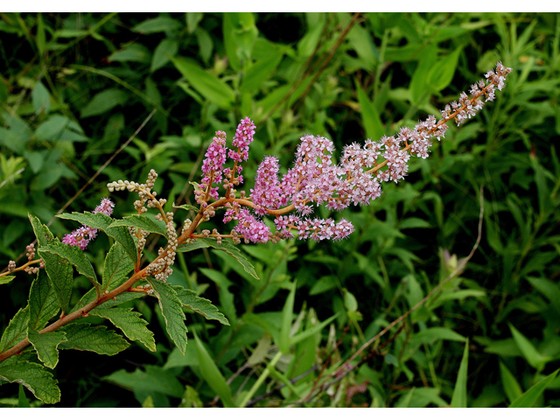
39,241 -> 98,287
148,279 -> 188,354
28,330 -> 67,369
451,339 -> 469,407
0,275 -> 16,285
104,365 -> 184,398
177,238 -> 258,280
28,271 -> 59,330
57,212 -> 137,261
29,214 -> 83,311
28,213 -> 54,246
109,213 -> 168,237
509,369 -> 559,408
102,242 -> 135,291
59,324 -> 129,355
0,358 -> 60,404
0,307 -> 29,353
171,56 -> 235,109
40,251 -> 73,312
193,333 -> 234,407
90,307 -> 156,352
174,288 -> 229,326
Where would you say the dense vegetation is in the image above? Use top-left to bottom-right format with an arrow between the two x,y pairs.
0,13 -> 558,407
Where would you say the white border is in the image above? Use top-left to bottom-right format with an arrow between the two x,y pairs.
0,0 -> 559,13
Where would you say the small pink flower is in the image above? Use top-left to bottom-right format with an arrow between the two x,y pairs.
62,198 -> 115,250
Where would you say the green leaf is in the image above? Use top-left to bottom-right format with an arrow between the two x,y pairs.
59,324 -> 130,355
412,327 -> 467,346
31,81 -> 50,115
28,330 -> 67,369
193,333 -> 234,407
104,365 -> 184,398
500,362 -> 523,404
174,288 -> 229,326
0,358 -> 60,404
429,47 -> 462,91
223,13 -> 258,71
132,16 -> 180,34
29,215 -> 75,312
509,324 -> 550,371
509,369 -> 559,408
148,279 -> 188,354
151,38 -> 178,72
280,282 -> 296,354
90,307 -> 156,352
80,88 -> 128,118
102,242 -> 135,291
171,56 -> 235,109
108,43 -> 150,64
357,83 -> 384,140
450,339 -> 469,407
28,271 -> 59,330
39,241 -> 98,287
57,212 -> 137,261
0,275 -> 16,285
177,238 -> 259,280
109,213 -> 168,237
0,307 -> 29,353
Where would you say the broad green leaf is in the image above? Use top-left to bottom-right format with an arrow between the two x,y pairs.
0,275 -> 16,285
357,83 -> 384,140
39,241 -> 98,287
28,330 -> 67,369
30,214 -> 79,311
90,307 -> 156,352
500,362 -> 523,403
109,213 -> 168,237
509,324 -> 550,371
31,81 -> 50,115
28,271 -> 59,330
412,327 -> 467,346
0,358 -> 60,404
395,387 -> 448,408
297,15 -> 325,57
151,38 -> 178,72
104,365 -> 184,398
174,288 -> 229,326
410,47 -> 437,105
509,369 -> 559,408
193,333 -> 234,407
148,279 -> 188,354
171,56 -> 235,109
451,339 -> 469,407
108,43 -> 150,64
59,324 -> 129,356
132,16 -> 180,34
178,238 -> 259,280
240,45 -> 283,93
429,47 -> 462,91
80,88 -> 128,118
0,307 -> 29,353
223,13 -> 258,71
102,242 -> 135,291
57,212 -> 137,261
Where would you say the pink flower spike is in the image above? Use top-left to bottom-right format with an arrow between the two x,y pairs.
230,117 -> 256,163
233,209 -> 270,244
62,198 -> 114,250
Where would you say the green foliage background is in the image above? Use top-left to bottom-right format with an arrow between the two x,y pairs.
0,12 -> 559,407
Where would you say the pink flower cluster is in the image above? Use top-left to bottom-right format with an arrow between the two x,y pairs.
195,62 -> 511,244
62,198 -> 114,250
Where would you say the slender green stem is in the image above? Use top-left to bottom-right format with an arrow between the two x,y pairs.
239,351 -> 283,408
